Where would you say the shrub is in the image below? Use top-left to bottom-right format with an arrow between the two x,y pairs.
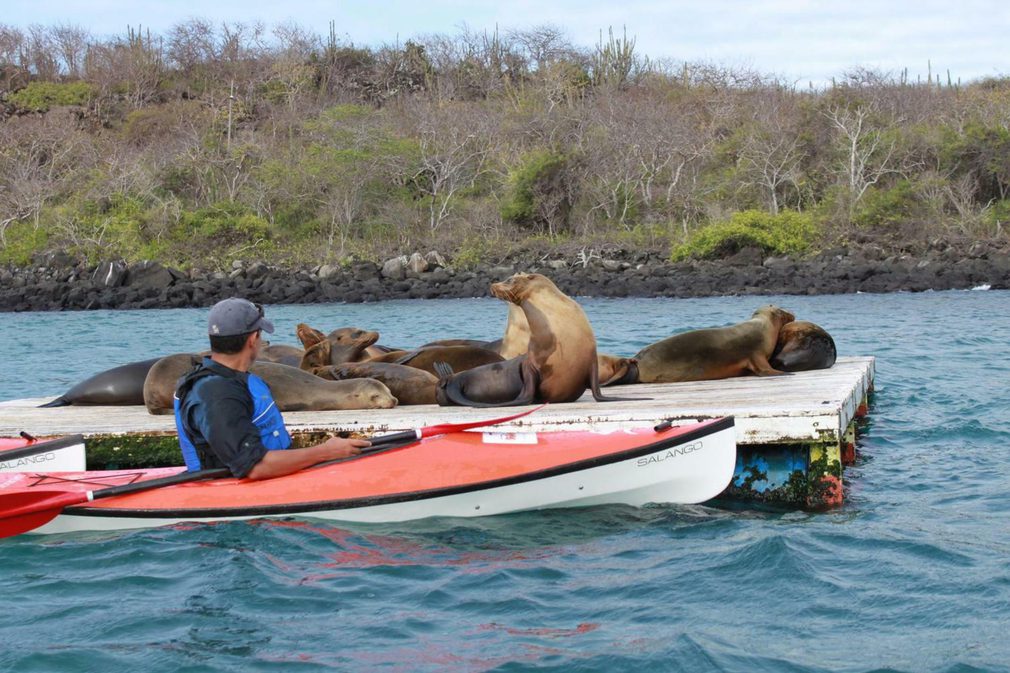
0,222 -> 49,265
671,209 -> 817,261
7,81 -> 95,112
500,151 -> 576,234
986,199 -> 1010,231
175,203 -> 271,246
852,180 -> 921,229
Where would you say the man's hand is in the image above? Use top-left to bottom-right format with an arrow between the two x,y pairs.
321,436 -> 371,460
247,436 -> 372,480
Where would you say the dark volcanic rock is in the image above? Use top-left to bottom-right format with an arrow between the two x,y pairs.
3,239 -> 1010,312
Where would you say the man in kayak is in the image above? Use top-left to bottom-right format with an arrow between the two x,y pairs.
174,298 -> 370,480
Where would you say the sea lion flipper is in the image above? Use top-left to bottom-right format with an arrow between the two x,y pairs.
433,361 -> 455,380
589,356 -> 649,402
38,397 -> 70,408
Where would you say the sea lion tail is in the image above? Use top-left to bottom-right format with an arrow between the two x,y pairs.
38,397 -> 70,408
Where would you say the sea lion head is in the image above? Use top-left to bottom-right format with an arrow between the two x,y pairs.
327,327 -> 380,348
753,305 -> 795,329
597,354 -> 639,386
300,340 -> 332,371
771,321 -> 837,371
354,378 -> 398,409
491,273 -> 556,304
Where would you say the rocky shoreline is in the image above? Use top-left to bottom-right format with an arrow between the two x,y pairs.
3,242 -> 1010,312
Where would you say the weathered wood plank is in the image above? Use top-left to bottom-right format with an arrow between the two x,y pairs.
0,356 -> 875,446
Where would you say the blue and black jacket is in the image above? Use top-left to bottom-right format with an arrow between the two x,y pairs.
174,358 -> 291,477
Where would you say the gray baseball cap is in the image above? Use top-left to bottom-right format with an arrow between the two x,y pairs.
207,298 -> 275,336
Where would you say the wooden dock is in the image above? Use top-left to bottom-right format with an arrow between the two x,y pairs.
0,356 -> 875,508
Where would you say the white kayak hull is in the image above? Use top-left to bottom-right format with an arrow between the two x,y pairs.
0,435 -> 86,473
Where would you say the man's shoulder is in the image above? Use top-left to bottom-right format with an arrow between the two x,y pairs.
192,370 -> 249,400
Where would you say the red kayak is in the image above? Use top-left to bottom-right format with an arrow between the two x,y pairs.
0,417 -> 735,537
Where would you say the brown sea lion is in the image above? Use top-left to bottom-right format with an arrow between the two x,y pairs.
295,323 -> 327,348
436,273 -> 626,407
299,330 -> 380,371
770,320 -> 837,372
597,354 -> 639,387
257,342 -> 304,367
143,354 -> 397,414
419,338 -> 503,351
485,299 -> 635,387
316,362 -> 438,405
367,345 -> 504,376
296,324 -> 389,361
39,357 -> 161,407
497,302 -> 531,359
634,305 -> 796,383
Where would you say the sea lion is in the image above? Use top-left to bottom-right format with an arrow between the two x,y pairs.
368,345 -> 505,376
497,302 -> 531,359
419,338 -> 503,351
143,354 -> 398,415
436,273 -> 626,407
597,354 -> 639,387
39,357 -> 161,407
299,329 -> 380,372
485,298 -> 635,387
770,320 -> 837,372
434,358 -> 534,407
316,362 -> 438,405
634,305 -> 796,383
257,342 -> 304,368
297,324 -> 388,362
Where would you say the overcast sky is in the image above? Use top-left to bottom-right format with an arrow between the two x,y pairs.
5,0 -> 1009,86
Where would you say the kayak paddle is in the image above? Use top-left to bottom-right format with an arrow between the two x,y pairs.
0,467 -> 231,539
0,404 -> 545,539
365,403 -> 546,448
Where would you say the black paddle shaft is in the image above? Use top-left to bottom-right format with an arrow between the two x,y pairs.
84,467 -> 232,503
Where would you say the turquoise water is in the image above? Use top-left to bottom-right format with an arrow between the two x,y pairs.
1,291 -> 1009,672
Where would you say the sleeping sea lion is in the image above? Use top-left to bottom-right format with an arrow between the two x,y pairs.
367,345 -> 504,376
436,273 -> 628,407
634,305 -> 796,383
39,357 -> 161,407
143,354 -> 397,414
315,362 -> 438,405
257,342 -> 304,367
770,320 -> 837,372
419,338 -> 503,351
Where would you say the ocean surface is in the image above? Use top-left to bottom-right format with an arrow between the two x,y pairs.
1,290 -> 1008,673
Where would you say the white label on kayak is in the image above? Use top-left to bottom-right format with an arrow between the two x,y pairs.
482,432 -> 538,445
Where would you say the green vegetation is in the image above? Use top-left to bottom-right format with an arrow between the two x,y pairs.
1,20 -> 1008,270
6,81 -> 95,111
501,151 -> 573,232
672,210 -> 817,261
